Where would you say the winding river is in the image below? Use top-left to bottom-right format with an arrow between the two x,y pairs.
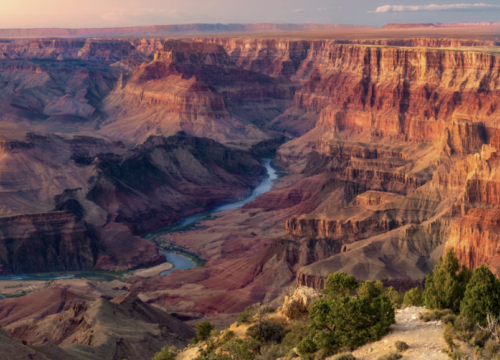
157,158 -> 277,275
0,159 -> 278,283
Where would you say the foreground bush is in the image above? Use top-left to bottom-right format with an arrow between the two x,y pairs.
246,321 -> 284,343
297,272 -> 395,357
195,337 -> 257,360
236,306 -> 254,325
331,353 -> 356,360
376,352 -> 402,360
419,309 -> 454,322
394,341 -> 409,352
423,249 -> 472,313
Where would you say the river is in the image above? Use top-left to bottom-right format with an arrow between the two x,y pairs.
0,159 -> 277,283
157,158 -> 277,275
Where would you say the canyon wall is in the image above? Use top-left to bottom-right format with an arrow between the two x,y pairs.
0,212 -> 97,274
198,38 -> 500,139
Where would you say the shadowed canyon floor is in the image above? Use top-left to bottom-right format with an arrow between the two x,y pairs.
2,26 -> 500,358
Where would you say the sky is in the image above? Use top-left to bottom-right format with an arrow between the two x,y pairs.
2,0 -> 500,29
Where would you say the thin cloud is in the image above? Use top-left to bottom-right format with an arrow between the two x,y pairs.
373,3 -> 500,13
317,8 -> 327,11
291,8 -> 305,13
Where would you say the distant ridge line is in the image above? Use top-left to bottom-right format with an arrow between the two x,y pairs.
382,22 -> 500,29
0,23 -> 372,38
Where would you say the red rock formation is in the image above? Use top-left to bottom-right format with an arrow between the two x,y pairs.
446,207 -> 500,277
100,39 -> 296,143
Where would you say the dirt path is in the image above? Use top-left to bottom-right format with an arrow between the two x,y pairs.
345,306 -> 448,360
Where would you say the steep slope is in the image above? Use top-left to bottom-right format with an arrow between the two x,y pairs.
1,291 -> 195,360
100,40 -> 296,143
5,293 -> 195,360
86,133 -> 265,234
0,127 -> 270,274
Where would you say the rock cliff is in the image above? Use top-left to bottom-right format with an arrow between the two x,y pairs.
0,212 -> 97,275
100,40 -> 296,143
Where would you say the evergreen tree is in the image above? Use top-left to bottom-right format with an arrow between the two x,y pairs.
403,287 -> 423,307
299,273 -> 395,356
196,321 -> 215,341
322,272 -> 358,299
460,264 -> 500,324
423,249 -> 472,313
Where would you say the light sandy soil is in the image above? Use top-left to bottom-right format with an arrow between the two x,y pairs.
0,280 -> 49,297
340,306 -> 448,360
126,262 -> 173,278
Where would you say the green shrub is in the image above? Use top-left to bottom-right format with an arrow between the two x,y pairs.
376,352 -> 402,360
152,346 -> 179,360
196,321 -> 215,341
220,338 -> 257,360
460,265 -> 500,325
195,339 -> 230,360
210,329 -> 220,337
419,309 -> 454,322
258,305 -> 276,315
280,321 -> 309,354
394,341 -> 409,353
474,346 -> 482,359
331,353 -> 356,360
237,306 -> 254,325
469,328 -> 490,347
297,336 -> 317,356
221,330 -> 236,344
246,321 -> 284,343
443,322 -> 456,351
453,316 -> 475,343
384,286 -> 403,309
443,314 -> 458,325
448,350 -> 469,360
423,249 -> 472,313
403,287 -> 423,307
483,339 -> 500,359
314,349 -> 328,360
257,344 -> 285,360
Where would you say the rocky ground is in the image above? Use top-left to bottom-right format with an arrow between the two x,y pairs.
347,307 -> 448,360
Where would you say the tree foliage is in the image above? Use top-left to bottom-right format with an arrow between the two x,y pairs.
196,321 -> 215,341
423,249 -> 472,313
460,264 -> 500,324
322,272 -> 358,298
298,272 -> 396,356
152,346 -> 179,360
403,287 -> 423,307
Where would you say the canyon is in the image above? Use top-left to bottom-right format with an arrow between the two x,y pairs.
1,24 -> 500,359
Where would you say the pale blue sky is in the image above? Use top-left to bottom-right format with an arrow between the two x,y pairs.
2,0 -> 500,28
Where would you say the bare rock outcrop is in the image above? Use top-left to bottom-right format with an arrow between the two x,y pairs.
278,286 -> 323,320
